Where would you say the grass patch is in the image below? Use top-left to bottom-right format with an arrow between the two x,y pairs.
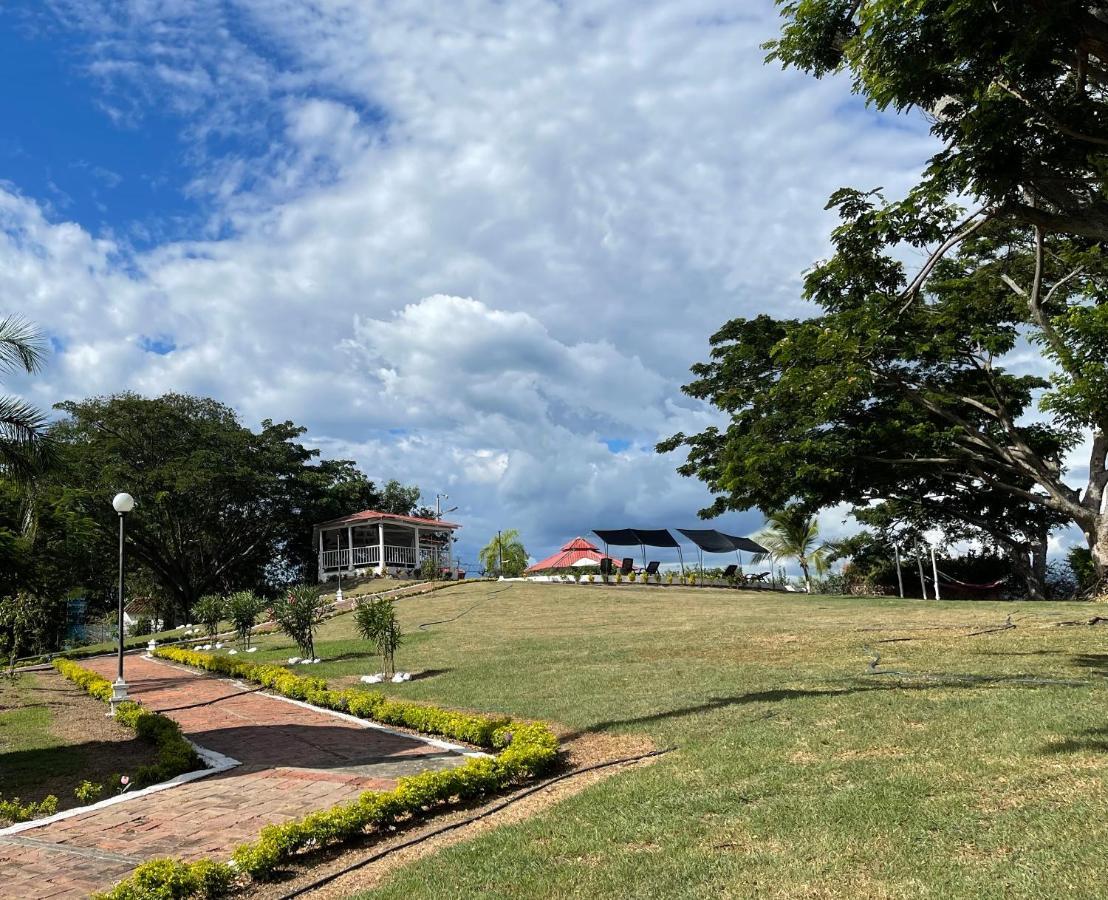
0,671 -> 160,820
229,583 -> 1108,899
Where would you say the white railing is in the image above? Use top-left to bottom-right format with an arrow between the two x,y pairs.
323,544 -> 449,571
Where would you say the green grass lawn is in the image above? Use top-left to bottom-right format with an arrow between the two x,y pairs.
241,583 -> 1108,898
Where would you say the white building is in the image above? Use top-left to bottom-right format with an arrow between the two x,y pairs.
313,509 -> 461,581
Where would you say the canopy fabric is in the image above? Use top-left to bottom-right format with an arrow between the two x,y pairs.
677,528 -> 769,555
593,528 -> 680,548
724,534 -> 769,554
593,529 -> 640,547
572,557 -> 600,567
676,528 -> 736,553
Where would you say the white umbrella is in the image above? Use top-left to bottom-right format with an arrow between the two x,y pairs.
572,557 -> 600,567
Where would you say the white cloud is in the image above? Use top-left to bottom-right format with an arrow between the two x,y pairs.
7,0 -> 942,564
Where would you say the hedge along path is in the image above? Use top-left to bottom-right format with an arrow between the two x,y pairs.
0,651 -> 545,899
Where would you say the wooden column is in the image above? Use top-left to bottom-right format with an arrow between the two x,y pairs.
414,526 -> 422,571
378,522 -> 386,575
318,529 -> 324,582
347,525 -> 354,572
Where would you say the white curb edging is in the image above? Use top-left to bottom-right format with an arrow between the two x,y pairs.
0,741 -> 240,836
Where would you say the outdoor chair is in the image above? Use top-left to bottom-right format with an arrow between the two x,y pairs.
600,558 -> 614,576
620,557 -> 635,575
749,571 -> 771,584
722,564 -> 737,579
644,561 -> 660,576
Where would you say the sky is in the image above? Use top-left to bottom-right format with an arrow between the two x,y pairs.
1,0 -> 946,571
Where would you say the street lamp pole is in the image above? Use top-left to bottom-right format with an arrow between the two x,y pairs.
110,492 -> 135,716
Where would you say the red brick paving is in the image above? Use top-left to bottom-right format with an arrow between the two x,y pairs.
0,654 -> 469,899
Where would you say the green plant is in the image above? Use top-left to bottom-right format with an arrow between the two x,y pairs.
75,780 -> 104,804
92,857 -> 235,900
193,595 -> 224,638
418,555 -> 440,581
0,314 -> 53,483
225,591 -> 266,648
131,616 -> 153,637
270,584 -> 329,659
0,793 -> 58,824
478,530 -> 528,577
752,507 -> 837,594
353,597 -> 402,676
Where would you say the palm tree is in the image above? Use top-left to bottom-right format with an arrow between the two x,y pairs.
478,529 -> 528,577
0,315 -> 51,482
752,507 -> 837,593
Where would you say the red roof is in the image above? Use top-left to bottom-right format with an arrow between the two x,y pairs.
315,509 -> 461,530
525,536 -> 618,573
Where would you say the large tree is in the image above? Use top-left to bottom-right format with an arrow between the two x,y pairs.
47,393 -> 383,617
659,4 -> 1108,579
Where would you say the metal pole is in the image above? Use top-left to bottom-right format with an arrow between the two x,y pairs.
893,544 -> 905,598
498,530 -> 503,575
117,512 -> 125,683
677,545 -> 685,576
916,548 -> 928,600
930,544 -> 942,601
640,542 -> 647,572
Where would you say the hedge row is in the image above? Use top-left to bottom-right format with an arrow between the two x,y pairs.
91,648 -> 560,899
52,658 -> 201,788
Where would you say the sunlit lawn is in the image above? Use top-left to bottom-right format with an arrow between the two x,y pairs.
239,583 -> 1108,899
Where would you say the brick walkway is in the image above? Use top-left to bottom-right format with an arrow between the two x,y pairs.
0,654 -> 472,899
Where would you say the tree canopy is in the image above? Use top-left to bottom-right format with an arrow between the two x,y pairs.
662,5 -> 1108,580
36,393 -> 400,618
478,529 -> 528,577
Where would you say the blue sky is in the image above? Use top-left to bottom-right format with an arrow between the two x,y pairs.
2,0 -> 950,570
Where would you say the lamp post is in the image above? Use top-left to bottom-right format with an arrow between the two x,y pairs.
110,492 -> 135,716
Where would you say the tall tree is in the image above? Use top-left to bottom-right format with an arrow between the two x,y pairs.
48,393 -> 381,617
0,315 -> 52,482
661,6 -> 1108,578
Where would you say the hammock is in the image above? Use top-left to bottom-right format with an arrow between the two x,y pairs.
929,571 -> 1008,591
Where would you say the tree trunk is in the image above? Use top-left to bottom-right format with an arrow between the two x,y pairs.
800,559 -> 811,593
1091,518 -> 1108,581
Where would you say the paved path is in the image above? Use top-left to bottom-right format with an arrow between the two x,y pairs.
0,654 -> 472,899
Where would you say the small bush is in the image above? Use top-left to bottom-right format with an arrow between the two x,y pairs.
270,584 -> 329,659
75,780 -> 104,804
131,616 -> 153,637
225,591 -> 266,648
0,793 -> 58,824
353,597 -> 402,676
92,857 -> 235,900
193,595 -> 224,638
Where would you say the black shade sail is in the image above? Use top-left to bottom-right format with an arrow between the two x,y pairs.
676,528 -> 735,553
677,528 -> 769,555
593,528 -> 680,548
724,534 -> 769,554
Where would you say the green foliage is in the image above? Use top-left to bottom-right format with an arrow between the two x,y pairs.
1068,547 -> 1099,595
0,792 -> 58,824
192,595 -> 224,638
418,555 -> 441,581
378,479 -> 422,516
753,507 -> 837,594
52,658 -> 200,786
75,780 -> 104,804
269,584 -> 329,659
0,314 -> 53,482
478,530 -> 527,577
42,392 -> 386,617
353,597 -> 402,676
130,616 -> 153,637
225,590 -> 266,648
0,590 -> 65,672
92,858 -> 235,900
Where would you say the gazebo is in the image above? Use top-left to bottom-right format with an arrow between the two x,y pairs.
525,537 -> 618,574
313,510 -> 461,580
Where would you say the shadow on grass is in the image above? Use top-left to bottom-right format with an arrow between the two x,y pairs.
1070,653 -> 1108,675
1042,725 -> 1108,754
567,675 -> 1088,740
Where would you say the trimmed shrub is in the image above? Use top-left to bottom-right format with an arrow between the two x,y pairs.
352,597 -> 402,676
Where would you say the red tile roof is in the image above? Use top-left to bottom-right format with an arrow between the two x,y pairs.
525,536 -> 618,573
314,509 -> 461,530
